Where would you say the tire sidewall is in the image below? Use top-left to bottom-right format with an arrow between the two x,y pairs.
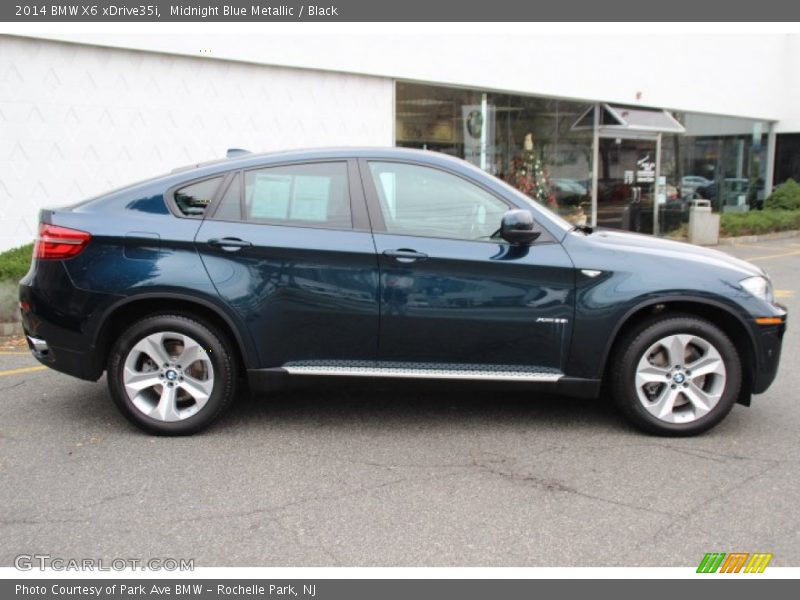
614,316 -> 742,436
107,314 -> 235,435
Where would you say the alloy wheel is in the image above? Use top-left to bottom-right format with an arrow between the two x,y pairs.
634,333 -> 727,424
122,331 -> 214,422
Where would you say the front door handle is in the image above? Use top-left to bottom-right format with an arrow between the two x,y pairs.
383,248 -> 428,263
208,237 -> 252,251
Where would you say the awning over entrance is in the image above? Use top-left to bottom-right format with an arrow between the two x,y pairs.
572,103 -> 686,134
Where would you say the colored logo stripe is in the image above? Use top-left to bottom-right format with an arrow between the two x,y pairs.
697,552 -> 773,573
697,553 -> 726,573
744,553 -> 773,573
719,553 -> 749,573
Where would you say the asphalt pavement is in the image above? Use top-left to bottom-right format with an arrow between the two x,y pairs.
0,236 -> 798,567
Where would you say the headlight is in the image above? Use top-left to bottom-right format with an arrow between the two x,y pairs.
740,276 -> 774,303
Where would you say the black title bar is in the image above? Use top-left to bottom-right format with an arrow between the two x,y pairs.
3,0 -> 800,22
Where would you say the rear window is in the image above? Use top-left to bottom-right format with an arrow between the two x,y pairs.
173,177 -> 223,217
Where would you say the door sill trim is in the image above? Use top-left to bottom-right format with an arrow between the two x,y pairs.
282,361 -> 563,382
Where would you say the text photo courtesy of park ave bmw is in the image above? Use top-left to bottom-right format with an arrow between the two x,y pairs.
14,584 -> 318,597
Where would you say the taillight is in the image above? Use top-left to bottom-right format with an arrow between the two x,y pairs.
34,224 -> 91,260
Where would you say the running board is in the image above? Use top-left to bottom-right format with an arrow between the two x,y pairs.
281,361 -> 563,382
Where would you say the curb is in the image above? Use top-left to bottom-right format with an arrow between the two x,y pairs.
717,229 -> 800,245
0,321 -> 22,336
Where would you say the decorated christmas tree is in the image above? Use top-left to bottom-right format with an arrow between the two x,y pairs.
511,133 -> 557,208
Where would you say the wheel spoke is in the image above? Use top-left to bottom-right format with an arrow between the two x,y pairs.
683,382 -> 719,419
686,349 -> 724,377
123,368 -> 161,395
179,375 -> 213,408
664,334 -> 690,367
152,384 -> 181,422
133,333 -> 172,366
636,364 -> 670,387
176,337 -> 206,369
647,386 -> 680,420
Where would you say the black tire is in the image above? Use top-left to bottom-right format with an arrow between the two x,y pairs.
609,314 -> 742,436
107,313 -> 237,435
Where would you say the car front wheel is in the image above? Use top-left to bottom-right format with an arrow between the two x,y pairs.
107,314 -> 237,435
610,315 -> 742,436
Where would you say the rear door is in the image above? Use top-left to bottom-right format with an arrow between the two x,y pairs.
361,159 -> 575,372
195,160 -> 379,368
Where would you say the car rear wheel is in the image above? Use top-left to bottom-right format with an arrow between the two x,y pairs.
107,314 -> 237,435
610,315 -> 742,436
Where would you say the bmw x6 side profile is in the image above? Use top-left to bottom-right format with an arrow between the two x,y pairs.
19,148 -> 787,436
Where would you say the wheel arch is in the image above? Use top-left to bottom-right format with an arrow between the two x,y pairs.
602,296 -> 757,406
92,293 -> 257,378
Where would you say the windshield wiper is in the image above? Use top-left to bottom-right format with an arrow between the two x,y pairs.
571,224 -> 593,235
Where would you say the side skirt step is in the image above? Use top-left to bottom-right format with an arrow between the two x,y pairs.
281,360 -> 563,382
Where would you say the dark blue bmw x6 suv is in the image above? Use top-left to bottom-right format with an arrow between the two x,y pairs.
19,148 -> 787,436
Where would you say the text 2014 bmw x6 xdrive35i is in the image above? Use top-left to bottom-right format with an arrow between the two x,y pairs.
19,148 -> 787,436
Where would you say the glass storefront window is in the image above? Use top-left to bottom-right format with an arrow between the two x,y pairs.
661,114 -> 769,231
395,82 -> 774,237
596,136 -> 660,234
775,133 -> 800,185
396,82 -> 593,225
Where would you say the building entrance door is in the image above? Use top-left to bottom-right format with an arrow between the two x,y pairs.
597,136 -> 661,234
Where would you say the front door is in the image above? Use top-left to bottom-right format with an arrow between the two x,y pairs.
361,160 -> 575,372
597,136 -> 659,234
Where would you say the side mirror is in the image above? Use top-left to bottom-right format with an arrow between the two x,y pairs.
500,209 -> 541,245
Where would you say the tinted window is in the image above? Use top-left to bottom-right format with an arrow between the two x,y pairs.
242,162 -> 351,229
368,162 -> 508,241
173,177 -> 223,217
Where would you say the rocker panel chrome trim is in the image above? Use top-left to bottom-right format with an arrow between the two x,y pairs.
282,362 -> 563,382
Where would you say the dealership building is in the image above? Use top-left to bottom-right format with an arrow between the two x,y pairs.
1,30 -> 799,250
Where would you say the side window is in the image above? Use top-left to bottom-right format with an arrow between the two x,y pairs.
368,162 -> 508,241
173,177 -> 223,217
240,162 -> 352,229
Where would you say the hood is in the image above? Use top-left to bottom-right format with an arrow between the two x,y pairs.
580,229 -> 764,279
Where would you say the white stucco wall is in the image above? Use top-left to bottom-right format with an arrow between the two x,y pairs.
2,29 -> 800,251
0,35 -> 393,250
777,33 -> 800,132
18,29 -> 798,123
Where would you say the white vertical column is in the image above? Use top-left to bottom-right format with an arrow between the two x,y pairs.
654,133 -> 662,236
480,93 -> 488,171
591,104 -> 600,228
765,122 -> 777,195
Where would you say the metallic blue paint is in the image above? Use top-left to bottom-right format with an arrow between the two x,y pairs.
18,147 -> 786,404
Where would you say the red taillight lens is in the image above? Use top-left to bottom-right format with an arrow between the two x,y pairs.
34,224 -> 91,260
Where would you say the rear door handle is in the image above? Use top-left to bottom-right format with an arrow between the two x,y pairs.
208,237 -> 252,251
383,248 -> 428,263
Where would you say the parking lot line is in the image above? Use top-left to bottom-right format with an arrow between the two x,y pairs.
775,290 -> 795,298
747,249 -> 800,262
730,243 -> 785,250
0,351 -> 31,355
0,365 -> 47,377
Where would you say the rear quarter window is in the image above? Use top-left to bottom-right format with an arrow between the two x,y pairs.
173,177 -> 224,217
